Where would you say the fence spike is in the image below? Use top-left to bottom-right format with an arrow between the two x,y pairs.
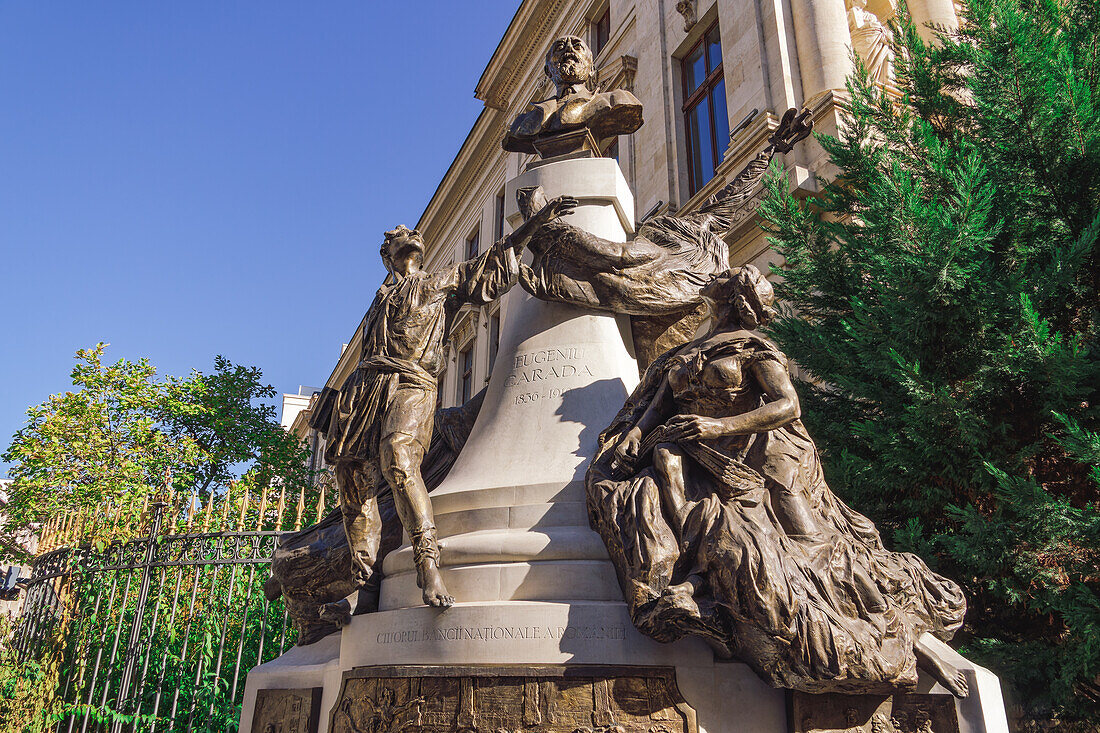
294,484 -> 306,532
315,481 -> 326,525
276,485 -> 286,531
202,493 -> 213,533
39,517 -> 54,553
220,485 -> 232,532
257,485 -> 270,532
237,485 -> 249,532
186,492 -> 197,530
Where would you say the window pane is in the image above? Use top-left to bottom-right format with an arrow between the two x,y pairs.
706,25 -> 723,73
495,192 -> 505,240
684,44 -> 707,95
466,230 -> 479,260
460,345 -> 474,403
594,10 -> 611,56
710,79 -> 730,162
488,313 -> 500,371
687,99 -> 715,194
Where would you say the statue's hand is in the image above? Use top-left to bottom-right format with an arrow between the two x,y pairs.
610,427 -> 642,472
662,414 -> 726,441
538,195 -> 578,222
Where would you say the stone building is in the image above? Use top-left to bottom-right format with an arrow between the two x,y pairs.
290,0 -> 958,447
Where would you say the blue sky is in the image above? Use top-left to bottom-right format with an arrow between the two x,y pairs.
0,3 -> 519,470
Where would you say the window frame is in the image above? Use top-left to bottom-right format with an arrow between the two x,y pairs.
495,190 -> 506,242
465,227 -> 480,260
487,310 -> 501,374
681,21 -> 728,196
592,8 -> 611,57
459,342 -> 475,404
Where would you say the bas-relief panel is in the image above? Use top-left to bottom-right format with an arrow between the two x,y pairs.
251,688 -> 323,733
791,692 -> 960,733
329,666 -> 697,733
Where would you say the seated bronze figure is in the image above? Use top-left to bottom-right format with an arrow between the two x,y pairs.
586,266 -> 970,697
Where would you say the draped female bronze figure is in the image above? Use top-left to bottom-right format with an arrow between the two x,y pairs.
585,266 -> 969,696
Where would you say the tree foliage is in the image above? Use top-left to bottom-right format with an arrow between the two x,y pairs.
1,345 -> 315,559
759,0 -> 1099,719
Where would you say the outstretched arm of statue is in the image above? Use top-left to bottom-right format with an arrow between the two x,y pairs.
506,194 -> 578,255
661,360 -> 801,441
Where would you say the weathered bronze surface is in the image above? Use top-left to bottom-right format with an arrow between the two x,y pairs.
251,687 -> 322,733
791,692 -> 960,733
329,665 -> 697,733
321,203 -> 579,610
266,392 -> 485,645
585,266 -> 969,696
513,109 -> 812,366
503,35 -> 643,156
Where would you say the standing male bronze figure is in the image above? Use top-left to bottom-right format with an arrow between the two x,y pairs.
325,203 -> 576,607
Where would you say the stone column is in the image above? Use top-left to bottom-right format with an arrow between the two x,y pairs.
907,0 -> 958,42
378,157 -> 640,610
789,0 -> 854,102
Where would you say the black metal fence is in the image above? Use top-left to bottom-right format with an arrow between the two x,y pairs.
11,496 -> 311,732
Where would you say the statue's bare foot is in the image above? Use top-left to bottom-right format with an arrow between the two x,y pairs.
318,598 -> 352,628
419,562 -> 455,608
928,657 -> 969,698
915,639 -> 969,698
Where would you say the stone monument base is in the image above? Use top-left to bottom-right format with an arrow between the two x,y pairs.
238,601 -> 1008,733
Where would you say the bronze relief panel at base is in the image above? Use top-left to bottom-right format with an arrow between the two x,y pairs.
329,665 -> 697,733
791,691 -> 960,733
251,687 -> 323,733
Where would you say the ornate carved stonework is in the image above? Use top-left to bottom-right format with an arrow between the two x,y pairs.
251,687 -> 322,733
791,692 -> 960,733
329,666 -> 697,733
675,1 -> 698,31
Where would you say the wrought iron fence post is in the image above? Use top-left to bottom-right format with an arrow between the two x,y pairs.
111,500 -> 166,733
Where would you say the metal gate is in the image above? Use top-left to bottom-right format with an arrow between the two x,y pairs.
11,488 -> 328,732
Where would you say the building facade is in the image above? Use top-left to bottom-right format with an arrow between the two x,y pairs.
290,0 -> 958,450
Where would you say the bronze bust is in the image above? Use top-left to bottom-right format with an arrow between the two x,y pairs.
503,35 -> 643,156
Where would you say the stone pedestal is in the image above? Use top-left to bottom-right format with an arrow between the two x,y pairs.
238,158 -> 1010,733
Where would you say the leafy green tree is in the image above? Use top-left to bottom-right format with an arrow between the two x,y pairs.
1,345 -> 315,559
759,0 -> 1099,720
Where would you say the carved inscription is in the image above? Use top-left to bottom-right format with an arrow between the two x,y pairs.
375,624 -> 627,645
791,692 -> 959,733
505,347 -> 595,401
330,665 -> 697,733
251,687 -> 322,733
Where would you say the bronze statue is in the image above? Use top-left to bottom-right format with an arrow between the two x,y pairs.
324,199 -> 576,608
503,35 -> 643,156
514,108 -> 812,365
585,265 -> 970,697
266,391 -> 486,643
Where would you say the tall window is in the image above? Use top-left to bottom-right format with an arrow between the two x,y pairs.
495,190 -> 506,241
592,8 -> 611,56
436,367 -> 447,410
466,228 -> 480,260
682,22 -> 730,196
460,342 -> 475,404
488,311 -> 501,372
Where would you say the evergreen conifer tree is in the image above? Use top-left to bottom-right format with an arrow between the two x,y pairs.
759,0 -> 1100,720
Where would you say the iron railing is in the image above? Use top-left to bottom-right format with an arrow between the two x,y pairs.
11,494 -> 319,733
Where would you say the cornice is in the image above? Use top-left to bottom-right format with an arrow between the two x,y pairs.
475,0 -> 570,111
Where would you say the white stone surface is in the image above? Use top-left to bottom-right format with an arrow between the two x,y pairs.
238,631 -> 341,733
916,634 -> 1011,733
